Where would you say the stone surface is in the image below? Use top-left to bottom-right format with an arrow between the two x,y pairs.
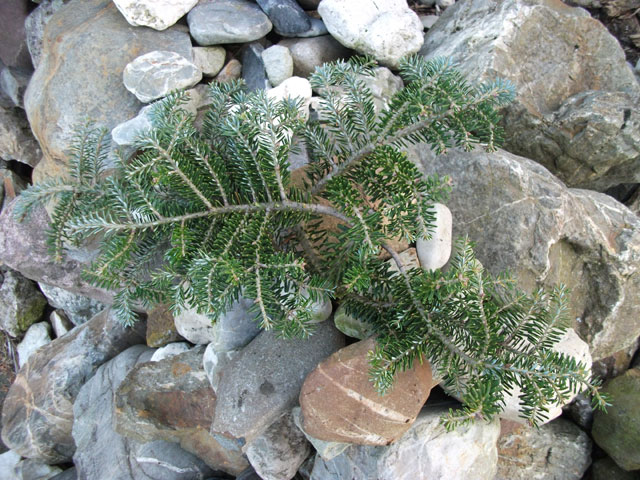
414,147 -> 640,361
123,51 -> 202,103
420,14 -> 439,29
246,411 -> 310,480
262,46 -> 294,87
210,321 -> 345,445
146,304 -> 183,348
416,203 -> 452,271
278,36 -> 350,78
299,337 -> 433,445
318,0 -> 424,68
150,342 -> 192,362
0,0 -> 32,71
111,105 -> 153,147
24,0 -> 70,69
193,46 -> 226,77
49,468 -> 77,480
592,367 -> 640,471
114,347 -> 249,475
292,407 -> 349,461
257,0 -> 310,36
113,0 -> 198,30
187,0 -> 272,46
267,77 -> 313,120
49,310 -> 73,338
203,344 -> 238,392
0,270 -> 47,338
0,67 -> 30,109
332,305 -> 375,340
16,322 -> 52,368
591,457 -> 640,480
495,418 -> 591,480
592,338 -> 640,381
0,450 -> 21,480
73,344 -> 216,480
216,59 -> 242,83
0,106 -> 42,167
420,0 -> 640,192
1,309 -> 146,463
242,43 -> 270,92
13,459 -> 62,480
38,283 -> 105,326
294,18 -> 329,38
310,405 -> 500,480
0,168 -> 27,211
25,0 -> 192,183
174,297 -> 260,348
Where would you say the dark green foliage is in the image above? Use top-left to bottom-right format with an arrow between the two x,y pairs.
15,55 -> 608,428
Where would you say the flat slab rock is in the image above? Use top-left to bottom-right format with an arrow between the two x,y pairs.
300,337 -> 434,446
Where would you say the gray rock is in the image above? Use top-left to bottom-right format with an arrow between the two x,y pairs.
495,418 -> 591,480
318,0 -> 424,68
187,0 -> 272,46
38,283 -> 105,326
17,322 -> 52,368
246,411 -> 311,480
291,407 -> 349,461
416,202 -> 452,271
210,321 -> 345,445
123,51 -> 202,103
49,468 -> 77,480
1,309 -> 146,463
0,0 -> 32,71
292,18 -> 329,38
24,0 -> 70,69
278,36 -> 351,78
149,342 -> 192,362
296,0 -> 320,9
0,450 -> 21,480
243,43 -> 270,92
310,406 -> 500,480
13,459 -> 62,480
332,305 -> 374,340
73,345 -> 215,480
193,46 -> 226,77
420,0 -> 640,192
591,457 -> 640,480
0,106 -> 42,167
420,15 -> 439,29
563,393 -> 594,431
202,344 -> 238,392
257,0 -> 310,36
24,0 -> 193,183
111,105 -> 153,147
0,67 -> 30,109
413,147 -> 640,361
113,0 -> 199,30
49,310 -> 73,338
0,270 -> 47,338
262,46 -> 294,87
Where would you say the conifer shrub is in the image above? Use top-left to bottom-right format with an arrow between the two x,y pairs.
15,56 -> 608,428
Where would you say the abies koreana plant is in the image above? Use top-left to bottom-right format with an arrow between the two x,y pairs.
15,55 -> 609,429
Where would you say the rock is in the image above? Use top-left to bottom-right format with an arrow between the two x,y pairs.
310,405 -> 500,480
318,0 -> 423,68
193,46 -> 226,77
174,297 -> 261,348
267,77 -> 312,120
49,468 -> 77,480
187,0 -> 272,46
0,450 -> 21,480
210,321 -> 345,445
292,407 -> 349,461
416,203 -> 452,271
203,344 -> 239,392
49,310 -> 73,338
0,67 -> 30,109
73,345 -> 216,480
278,36 -> 350,78
114,347 -> 249,475
110,105 -> 153,147
38,283 -> 105,326
564,393 -> 594,431
297,0 -> 320,9
495,419 -> 591,480
0,168 -> 27,211
246,411 -> 311,480
332,305 -> 374,340
146,303 -> 183,348
414,147 -> 640,361
242,43 -> 270,92
123,51 -> 202,103
1,309 -> 146,463
13,459 -> 62,480
262,46 -> 294,87
294,18 -> 329,38
592,338 -> 640,381
0,106 -> 42,167
592,367 -> 640,471
216,59 -> 242,83
299,337 -> 433,445
420,0 -> 640,192
25,0 -> 193,183
17,322 -> 52,368
24,0 -> 70,69
113,0 -> 198,30
149,342 -> 192,362
0,270 -> 47,338
257,0 -> 311,36
0,0 -> 32,71
420,14 -> 439,29
591,457 -> 640,480
437,0 -> 456,7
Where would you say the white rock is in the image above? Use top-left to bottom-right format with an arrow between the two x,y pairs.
149,342 -> 192,362
50,310 -> 73,338
123,51 -> 202,103
113,0 -> 198,31
202,344 -> 238,391
0,450 -> 21,480
262,45 -> 294,87
318,0 -> 424,68
111,106 -> 153,147
437,0 -> 455,7
416,203 -> 452,271
420,15 -> 439,29
267,76 -> 312,120
17,322 -> 52,368
192,46 -> 226,77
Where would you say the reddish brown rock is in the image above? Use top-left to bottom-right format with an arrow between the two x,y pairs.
299,337 -> 434,446
145,303 -> 183,348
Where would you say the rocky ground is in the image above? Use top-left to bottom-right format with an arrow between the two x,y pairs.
0,0 -> 640,479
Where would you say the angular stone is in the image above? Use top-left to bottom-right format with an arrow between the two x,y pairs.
1,309 -> 146,463
49,310 -> 73,338
216,59 -> 242,83
262,46 -> 294,87
0,106 -> 42,167
49,468 -> 77,480
203,344 -> 238,392
123,51 -> 202,103
0,67 -> 30,109
267,77 -> 312,121
0,168 -> 27,212
193,46 -> 226,77
414,147 -> 640,360
318,0 -> 424,68
495,419 -> 591,480
113,0 -> 199,30
187,0 -> 272,46
0,0 -> 32,71
242,43 -> 270,92
0,450 -> 21,480
210,322 -> 345,445
38,283 -> 105,326
246,411 -> 310,480
256,0 -> 311,36
332,305 -> 374,340
300,337 -> 433,445
13,459 -> 62,480
114,347 -> 249,475
278,36 -> 350,78
292,407 -> 349,461
24,0 -> 70,69
111,105 -> 153,147
592,368 -> 640,471
416,203 -> 452,271
591,457 -> 640,480
420,0 -> 640,192
0,270 -> 47,338
25,0 -> 193,183
149,342 -> 192,362
592,338 -> 640,381
16,322 -> 52,368
310,406 -> 500,480
146,303 -> 183,348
